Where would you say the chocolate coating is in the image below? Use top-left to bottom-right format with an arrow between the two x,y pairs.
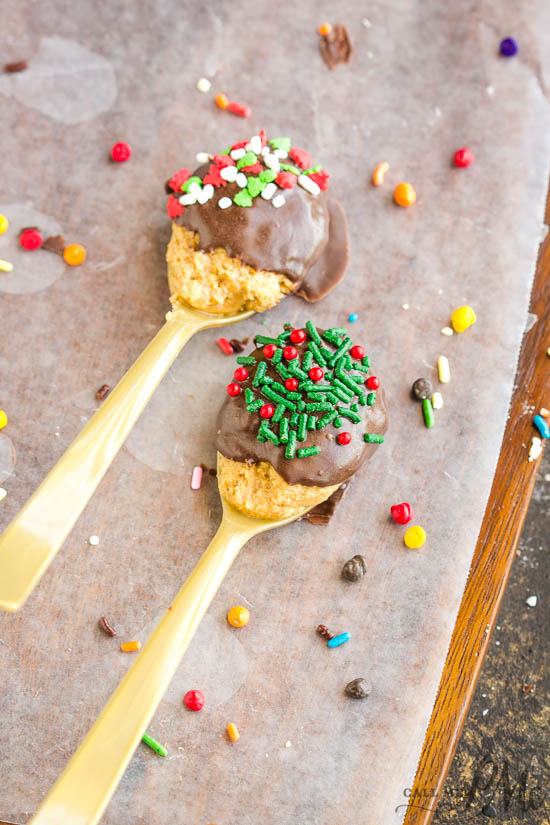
175,166 -> 349,301
215,339 -> 388,488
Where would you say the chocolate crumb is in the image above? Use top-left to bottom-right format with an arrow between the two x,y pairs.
95,384 -> 111,401
42,235 -> 66,256
304,483 -> 348,525
229,337 -> 250,353
317,623 -> 334,640
320,24 -> 353,70
98,616 -> 117,637
200,462 -> 217,476
341,554 -> 367,582
4,60 -> 28,73
521,683 -> 536,694
345,677 -> 371,699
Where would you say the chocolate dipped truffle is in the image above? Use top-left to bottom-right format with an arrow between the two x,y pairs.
165,132 -> 349,314
216,321 -> 388,519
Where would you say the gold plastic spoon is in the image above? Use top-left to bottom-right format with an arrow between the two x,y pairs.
28,476 -> 322,825
0,303 -> 253,612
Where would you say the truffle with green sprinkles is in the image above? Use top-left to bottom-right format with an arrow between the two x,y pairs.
216,322 -> 388,488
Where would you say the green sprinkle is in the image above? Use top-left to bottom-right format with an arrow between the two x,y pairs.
333,417 -> 343,428
272,403 -> 285,423
358,394 -> 367,406
301,382 -> 333,392
317,410 -> 338,429
367,392 -> 376,406
269,136 -> 291,152
277,330 -> 292,343
236,356 -> 255,365
221,146 -> 231,155
275,362 -> 290,380
259,169 -> 277,183
352,363 -> 370,374
270,380 -> 289,395
307,341 -> 327,366
279,162 -> 301,175
181,175 -> 202,193
297,446 -> 320,458
330,337 -> 353,364
258,420 -> 278,444
302,351 -> 313,371
272,347 -> 282,365
287,390 -> 302,401
350,403 -> 359,412
285,429 -> 297,459
247,176 -> 264,198
326,393 -> 340,405
297,399 -> 306,411
255,335 -> 280,346
307,414 -> 317,430
262,385 -> 296,410
322,329 -> 343,346
303,165 -> 322,175
142,733 -> 167,757
290,412 -> 299,427
422,398 -> 435,429
344,354 -> 353,370
247,399 -> 263,413
325,371 -> 334,380
333,378 -> 355,398
364,433 -> 385,444
306,320 -> 322,346
297,413 -> 308,441
244,388 -> 255,404
262,375 -> 273,385
279,417 -> 289,443
338,407 -> 361,424
253,361 -> 267,387
335,370 -> 362,396
264,427 -> 280,445
234,190 -> 253,207
362,355 -> 371,368
236,152 -> 257,169
305,402 -> 332,412
287,360 -> 308,380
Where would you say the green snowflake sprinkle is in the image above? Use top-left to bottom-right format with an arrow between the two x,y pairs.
234,190 -> 253,207
181,175 -> 202,193
303,165 -> 322,175
247,176 -> 265,198
279,162 -> 301,175
259,169 -> 277,183
269,136 -> 291,152
236,152 -> 257,169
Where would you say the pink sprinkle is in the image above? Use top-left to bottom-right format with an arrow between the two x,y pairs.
191,466 -> 203,490
217,337 -> 234,355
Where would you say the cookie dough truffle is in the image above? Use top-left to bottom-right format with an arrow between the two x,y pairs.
165,133 -> 349,315
216,322 -> 388,519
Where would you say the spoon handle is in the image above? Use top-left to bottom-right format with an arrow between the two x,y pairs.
0,312 -> 199,612
29,517 -> 251,825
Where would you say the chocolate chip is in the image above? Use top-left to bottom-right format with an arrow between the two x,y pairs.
341,554 -> 367,582
345,678 -> 371,699
98,616 -> 117,637
481,803 -> 498,817
95,384 -> 111,401
42,235 -> 66,256
319,25 -> 353,70
229,337 -> 249,353
411,377 -> 433,401
4,60 -> 28,73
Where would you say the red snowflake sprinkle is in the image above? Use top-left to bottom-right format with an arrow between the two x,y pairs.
166,195 -> 184,219
203,164 -> 226,187
168,168 -> 191,191
289,147 -> 312,170
275,171 -> 297,189
213,154 -> 236,169
230,140 -> 248,151
241,162 -> 263,175
259,129 -> 267,148
309,170 -> 330,191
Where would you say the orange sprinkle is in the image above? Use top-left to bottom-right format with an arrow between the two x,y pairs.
215,93 -> 229,110
318,22 -> 332,36
63,243 -> 87,266
393,182 -> 417,207
227,722 -> 240,742
120,640 -> 141,653
372,161 -> 390,187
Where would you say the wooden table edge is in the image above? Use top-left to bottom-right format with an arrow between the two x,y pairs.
403,187 -> 550,825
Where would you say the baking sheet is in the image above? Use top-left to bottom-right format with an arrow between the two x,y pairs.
1,1 -> 550,823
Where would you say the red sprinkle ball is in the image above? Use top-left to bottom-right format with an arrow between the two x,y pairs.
366,376 -> 380,390
263,344 -> 277,358
19,228 -> 43,250
226,382 -> 241,397
111,142 -> 132,162
350,345 -> 364,359
309,367 -> 324,382
391,502 -> 414,525
283,346 -> 298,360
217,337 -> 234,355
337,432 -> 352,445
184,689 -> 205,712
285,377 -> 298,391
260,404 -> 275,419
233,367 -> 248,381
289,328 -> 306,344
453,147 -> 474,168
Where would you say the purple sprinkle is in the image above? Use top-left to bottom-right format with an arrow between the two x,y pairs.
500,37 -> 518,57
190,466 -> 203,490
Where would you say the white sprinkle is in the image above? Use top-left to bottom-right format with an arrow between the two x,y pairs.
272,194 -> 286,208
482,708 -> 489,716
220,165 -> 238,182
285,740 -> 292,748
235,172 -> 248,188
196,184 -> 214,204
218,197 -> 232,209
274,149 -> 288,159
297,174 -> 320,196
196,77 -> 211,93
261,146 -> 270,157
526,595 -> 538,608
0,260 -> 14,273
545,473 -> 550,481
188,182 -> 202,198
441,326 -> 454,336
190,466 -> 203,490
432,391 -> 444,410
528,436 -> 542,462
195,151 -> 210,164
539,407 -> 549,419
264,153 -> 280,173
437,355 -> 451,384
231,147 -> 246,160
89,535 -> 100,546
401,303 -> 409,310
179,193 -> 196,205
249,135 -> 262,155
495,640 -> 500,646
0,487 -> 6,502
362,17 -> 372,27
486,85 -> 495,96
261,182 -> 277,200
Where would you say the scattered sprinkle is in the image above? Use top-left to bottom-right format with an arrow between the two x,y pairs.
110,142 -> 132,162
372,161 -> 389,186
95,384 -> 110,401
345,677 -> 371,699
390,503 -> 413,525
422,398 -> 435,428
0,410 -> 7,430
218,197 -> 232,209
196,77 -> 211,93
533,414 -> 550,439
120,640 -> 141,652
328,631 -> 351,648
401,303 -> 409,310
486,85 -> 495,96
319,23 -> 353,69
142,732 -> 167,756
404,525 -> 426,549
98,615 -> 117,637
88,535 -> 99,546
453,147 -> 474,168
364,433 -> 385,443
217,337 -> 234,355
500,37 -> 519,57
317,623 -> 335,639
63,243 -> 86,266
0,488 -> 6,502
285,740 -> 292,748
540,407 -> 549,418
227,722 -> 240,742
528,436 -> 542,462
227,100 -> 251,117
19,228 -> 42,250
227,605 -> 250,627
432,391 -> 444,410
341,554 -> 367,581
451,305 -> 476,333
4,60 -> 28,73
318,22 -> 332,36
190,466 -> 203,490
547,347 -> 550,357
526,595 -> 538,608
394,182 -> 416,207
0,215 -> 8,234
411,378 -> 432,401
184,689 -> 205,711
437,355 -> 451,384
0,260 -> 13,273
215,93 -> 229,109
348,313 -> 358,322
441,326 -> 454,336
361,18 -> 372,28
522,683 -> 536,694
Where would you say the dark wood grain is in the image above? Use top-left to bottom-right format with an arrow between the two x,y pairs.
404,188 -> 550,825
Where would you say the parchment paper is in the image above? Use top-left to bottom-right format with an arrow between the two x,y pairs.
1,1 -> 550,823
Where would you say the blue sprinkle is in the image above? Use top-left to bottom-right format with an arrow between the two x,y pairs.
348,313 -> 358,323
500,37 -> 518,57
327,631 -> 351,648
533,414 -> 550,439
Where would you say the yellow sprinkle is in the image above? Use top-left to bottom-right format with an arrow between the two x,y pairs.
451,305 -> 476,333
404,525 -> 426,549
372,161 -> 390,186
432,391 -> 444,410
0,215 -> 8,234
227,722 -> 240,742
0,260 -> 13,273
437,355 -> 451,384
0,410 -> 7,430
